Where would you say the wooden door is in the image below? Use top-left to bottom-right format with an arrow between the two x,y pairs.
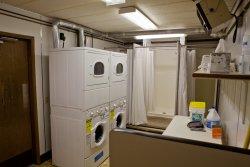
0,37 -> 34,166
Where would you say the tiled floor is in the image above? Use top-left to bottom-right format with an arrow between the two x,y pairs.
31,158 -> 110,167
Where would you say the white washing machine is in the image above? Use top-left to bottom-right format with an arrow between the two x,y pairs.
85,103 -> 110,167
51,107 -> 85,167
49,47 -> 110,110
110,97 -> 127,130
110,52 -> 127,86
51,103 -> 110,167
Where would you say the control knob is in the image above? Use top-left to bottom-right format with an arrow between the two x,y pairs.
90,112 -> 94,117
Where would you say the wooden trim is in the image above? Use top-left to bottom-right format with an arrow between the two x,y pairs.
0,31 -> 41,164
40,151 -> 52,163
193,70 -> 250,80
0,150 -> 33,167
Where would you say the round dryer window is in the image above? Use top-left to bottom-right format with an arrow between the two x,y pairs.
95,124 -> 104,143
116,63 -> 123,74
94,62 -> 104,75
116,114 -> 123,128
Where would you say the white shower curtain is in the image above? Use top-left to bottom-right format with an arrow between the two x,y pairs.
187,50 -> 196,104
144,50 -> 154,114
177,45 -> 188,116
129,47 -> 154,125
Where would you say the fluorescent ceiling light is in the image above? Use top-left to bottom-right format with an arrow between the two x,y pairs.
135,34 -> 187,40
119,7 -> 157,30
102,0 -> 125,6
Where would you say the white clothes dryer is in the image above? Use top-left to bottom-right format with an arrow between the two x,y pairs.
49,47 -> 110,91
110,97 -> 127,130
49,47 -> 110,110
110,52 -> 127,86
85,103 -> 110,167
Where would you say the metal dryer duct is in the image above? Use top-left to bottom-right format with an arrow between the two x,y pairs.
107,28 -> 206,39
52,21 -> 208,47
52,20 -> 85,48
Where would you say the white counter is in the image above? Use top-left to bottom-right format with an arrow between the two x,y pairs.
162,116 -> 222,144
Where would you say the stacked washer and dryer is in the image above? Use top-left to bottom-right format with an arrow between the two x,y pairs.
49,47 -> 127,167
109,52 -> 127,131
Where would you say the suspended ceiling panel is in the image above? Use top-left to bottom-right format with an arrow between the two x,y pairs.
2,0 -> 236,32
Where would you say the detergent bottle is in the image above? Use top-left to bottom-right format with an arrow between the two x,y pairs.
206,107 -> 221,129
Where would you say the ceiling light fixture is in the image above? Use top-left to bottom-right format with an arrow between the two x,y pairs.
135,34 -> 187,40
119,7 -> 157,30
102,0 -> 125,6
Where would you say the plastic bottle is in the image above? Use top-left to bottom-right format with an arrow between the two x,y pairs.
206,107 -> 221,129
238,55 -> 244,73
242,34 -> 250,74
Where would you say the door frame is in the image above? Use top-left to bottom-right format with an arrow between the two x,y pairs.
0,31 -> 40,164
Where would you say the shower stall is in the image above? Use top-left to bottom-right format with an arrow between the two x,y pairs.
127,44 -> 179,127
127,40 -> 217,129
148,47 -> 179,117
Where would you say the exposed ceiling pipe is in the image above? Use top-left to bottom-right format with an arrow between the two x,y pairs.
52,20 -> 86,48
52,20 -> 125,47
107,28 -> 206,39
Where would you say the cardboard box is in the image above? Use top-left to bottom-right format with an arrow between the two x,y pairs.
209,53 -> 231,73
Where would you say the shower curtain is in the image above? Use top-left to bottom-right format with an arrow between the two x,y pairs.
177,45 -> 188,116
177,47 -> 196,116
187,50 -> 196,104
129,47 -> 154,125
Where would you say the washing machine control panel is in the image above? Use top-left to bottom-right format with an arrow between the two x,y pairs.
110,97 -> 127,112
86,104 -> 109,119
118,98 -> 126,109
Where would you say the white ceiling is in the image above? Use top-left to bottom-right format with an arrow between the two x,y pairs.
2,0 -> 236,33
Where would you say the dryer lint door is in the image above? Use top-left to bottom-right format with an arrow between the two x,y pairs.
110,53 -> 127,85
91,120 -> 108,148
85,50 -> 109,89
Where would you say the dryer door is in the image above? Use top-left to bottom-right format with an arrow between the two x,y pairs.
114,112 -> 126,129
110,53 -> 127,85
91,120 -> 108,148
85,50 -> 109,89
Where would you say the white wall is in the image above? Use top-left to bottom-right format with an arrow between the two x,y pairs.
195,48 -> 216,111
152,47 -> 178,116
0,12 -> 76,154
218,9 -> 250,148
0,3 -> 122,155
